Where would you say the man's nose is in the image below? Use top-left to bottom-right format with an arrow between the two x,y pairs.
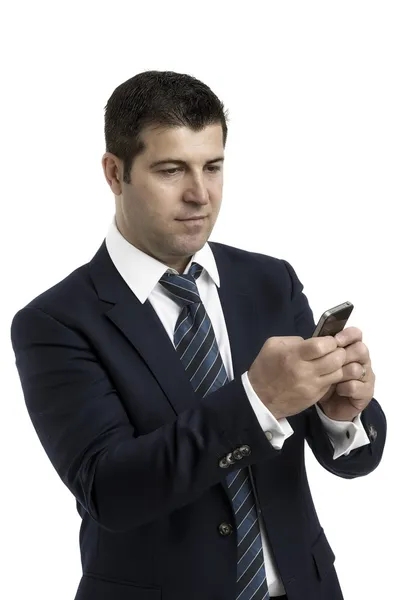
183,181 -> 209,204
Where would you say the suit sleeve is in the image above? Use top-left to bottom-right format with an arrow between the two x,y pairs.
281,259 -> 387,478
10,306 -> 280,533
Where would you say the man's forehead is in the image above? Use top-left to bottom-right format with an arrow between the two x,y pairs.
141,124 -> 224,164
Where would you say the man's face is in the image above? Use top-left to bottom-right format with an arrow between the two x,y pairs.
102,124 -> 224,273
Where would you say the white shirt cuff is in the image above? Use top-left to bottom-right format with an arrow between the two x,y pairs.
315,403 -> 371,460
241,371 -> 294,450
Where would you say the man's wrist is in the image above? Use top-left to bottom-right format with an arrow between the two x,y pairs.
247,370 -> 286,420
317,401 -> 360,422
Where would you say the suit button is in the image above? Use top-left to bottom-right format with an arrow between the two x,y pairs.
226,452 -> 235,465
218,522 -> 233,536
219,457 -> 230,468
240,445 -> 251,456
367,425 -> 377,442
233,448 -> 243,460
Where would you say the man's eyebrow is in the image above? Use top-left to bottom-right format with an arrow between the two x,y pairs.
149,157 -> 225,169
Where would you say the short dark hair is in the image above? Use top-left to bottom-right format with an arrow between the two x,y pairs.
104,70 -> 230,184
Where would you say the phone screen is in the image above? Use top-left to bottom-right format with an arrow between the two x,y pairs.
313,302 -> 354,337
317,314 -> 349,337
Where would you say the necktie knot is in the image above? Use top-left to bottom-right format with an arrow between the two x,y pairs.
159,262 -> 203,307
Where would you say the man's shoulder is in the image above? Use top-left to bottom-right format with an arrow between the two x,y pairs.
208,240 -> 289,273
207,241 -> 298,299
11,258 -> 92,324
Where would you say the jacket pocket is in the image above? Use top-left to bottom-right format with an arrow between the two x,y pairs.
75,574 -> 161,600
311,528 -> 336,581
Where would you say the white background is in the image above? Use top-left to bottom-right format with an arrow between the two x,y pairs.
2,1 -> 398,598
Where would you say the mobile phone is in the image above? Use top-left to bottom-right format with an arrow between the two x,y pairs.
312,301 -> 354,337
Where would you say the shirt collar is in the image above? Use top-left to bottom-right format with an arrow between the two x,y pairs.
105,215 -> 220,304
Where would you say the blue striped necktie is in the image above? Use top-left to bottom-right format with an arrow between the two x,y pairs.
159,262 -> 270,600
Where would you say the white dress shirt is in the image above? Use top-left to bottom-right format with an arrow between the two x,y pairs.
105,216 -> 370,596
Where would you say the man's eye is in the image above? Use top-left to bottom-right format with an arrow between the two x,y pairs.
161,168 -> 181,175
160,166 -> 221,176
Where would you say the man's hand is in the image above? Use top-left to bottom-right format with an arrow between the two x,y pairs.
248,334 -> 347,420
317,327 -> 375,421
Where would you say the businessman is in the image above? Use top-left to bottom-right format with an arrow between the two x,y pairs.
11,70 -> 386,600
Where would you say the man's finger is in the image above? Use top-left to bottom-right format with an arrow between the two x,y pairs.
342,342 -> 370,366
300,335 -> 338,361
341,361 -> 370,381
335,380 -> 365,399
335,326 -> 362,347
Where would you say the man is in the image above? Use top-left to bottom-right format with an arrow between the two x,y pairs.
10,70 -> 386,600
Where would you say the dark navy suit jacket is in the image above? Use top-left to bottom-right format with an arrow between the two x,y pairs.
10,240 -> 386,600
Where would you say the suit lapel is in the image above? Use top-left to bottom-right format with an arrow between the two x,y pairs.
89,240 -> 258,499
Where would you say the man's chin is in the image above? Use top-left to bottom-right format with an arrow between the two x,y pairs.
175,232 -> 208,252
